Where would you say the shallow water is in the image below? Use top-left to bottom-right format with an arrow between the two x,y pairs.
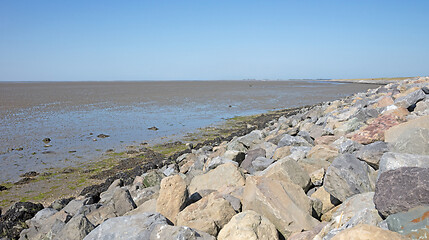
0,80 -> 378,182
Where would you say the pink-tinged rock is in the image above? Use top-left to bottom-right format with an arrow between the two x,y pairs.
350,114 -> 403,144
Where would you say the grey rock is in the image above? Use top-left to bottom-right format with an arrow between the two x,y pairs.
222,194 -> 241,212
143,171 -> 164,188
63,198 -> 92,216
100,179 -> 123,204
390,128 -> 429,155
54,214 -> 95,240
374,167 -> 429,216
83,212 -> 168,240
356,141 -> 389,169
162,164 -> 178,177
386,205 -> 429,239
339,139 -> 362,154
278,134 -> 312,148
150,225 -> 215,240
324,154 -> 376,202
378,152 -> 429,177
240,148 -> 266,172
289,146 -> 312,161
261,158 -> 311,191
238,130 -> 263,148
226,137 -> 247,152
31,208 -> 58,225
251,157 -> 274,172
298,131 -> 314,145
132,186 -> 159,206
205,156 -> 233,171
112,187 -> 137,216
394,89 -> 426,109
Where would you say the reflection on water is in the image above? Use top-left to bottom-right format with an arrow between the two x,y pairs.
0,80 -> 378,182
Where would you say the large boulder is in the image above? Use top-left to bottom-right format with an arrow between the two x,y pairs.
356,141 -> 389,169
272,146 -> 291,160
350,113 -> 403,144
83,212 -> 168,240
330,224 -> 408,240
386,205 -> 429,240
176,192 -> 236,236
384,115 -> 429,143
394,89 -> 426,109
390,128 -> 429,155
374,167 -> 429,216
188,163 -> 245,196
242,176 -> 319,238
0,202 -> 44,240
251,157 -> 274,172
217,210 -> 279,240
323,154 -> 376,202
156,175 -> 188,224
150,225 -> 215,240
306,145 -> 338,162
378,152 -> 429,176
260,158 -> 311,191
55,214 -> 95,240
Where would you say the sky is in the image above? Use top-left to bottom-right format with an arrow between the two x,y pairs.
0,0 -> 428,81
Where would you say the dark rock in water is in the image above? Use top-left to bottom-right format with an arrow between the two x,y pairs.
386,205 -> 429,239
20,171 -> 38,178
15,147 -> 24,151
0,202 -> 44,240
0,185 -> 8,191
14,177 -> 35,185
148,126 -> 159,131
68,150 -> 77,153
374,167 -> 429,217
97,133 -> 110,138
62,168 -> 75,174
41,150 -> 55,154
42,137 -> 51,144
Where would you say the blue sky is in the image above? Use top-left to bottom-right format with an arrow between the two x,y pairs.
0,1 -> 428,81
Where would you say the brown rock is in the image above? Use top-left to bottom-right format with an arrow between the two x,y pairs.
307,145 -> 338,162
331,224 -> 408,240
156,175 -> 188,224
373,96 -> 394,108
217,210 -> 279,240
176,192 -> 236,236
272,146 -> 291,160
311,187 -> 336,214
314,136 -> 338,145
188,163 -> 245,195
242,176 -> 319,238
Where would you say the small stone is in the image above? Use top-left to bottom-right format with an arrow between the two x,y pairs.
148,126 -> 159,131
97,133 -> 110,138
43,137 -> 51,144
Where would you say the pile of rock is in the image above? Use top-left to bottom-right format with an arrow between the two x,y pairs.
3,76 -> 429,240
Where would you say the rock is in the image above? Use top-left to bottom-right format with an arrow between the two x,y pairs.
306,145 -> 338,162
29,208 -> 58,226
414,99 -> 429,116
298,158 -> 331,176
222,150 -> 245,163
390,128 -> 429,155
100,179 -> 123,204
96,133 -> 110,138
50,197 -> 74,211
217,210 -> 279,240
226,137 -> 247,152
0,202 -> 44,240
311,187 -> 338,214
125,198 -> 157,216
339,139 -> 362,154
288,222 -> 329,240
350,113 -> 403,144
242,176 -> 319,238
309,168 -> 324,186
156,175 -> 188,224
42,137 -> 51,143
314,136 -> 337,145
238,130 -> 263,148
148,126 -> 158,131
278,134 -> 312,147
298,131 -> 314,145
331,192 -> 381,229
240,148 -> 266,171
386,205 -> 429,239
385,115 -> 429,143
378,152 -> 429,176
55,214 -> 95,240
251,157 -> 274,172
188,162 -> 245,196
374,167 -> 429,216
260,158 -> 311,191
176,192 -> 236,236
131,185 -> 159,206
394,89 -> 426,109
205,156 -> 233,171
112,187 -> 137,216
143,170 -> 164,188
83,212 -> 168,240
323,154 -> 376,202
150,225 -> 215,240
374,96 -> 394,108
162,164 -> 178,177
356,141 -> 389,169
288,146 -> 312,161
272,146 -> 291,160
330,224 -> 408,240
